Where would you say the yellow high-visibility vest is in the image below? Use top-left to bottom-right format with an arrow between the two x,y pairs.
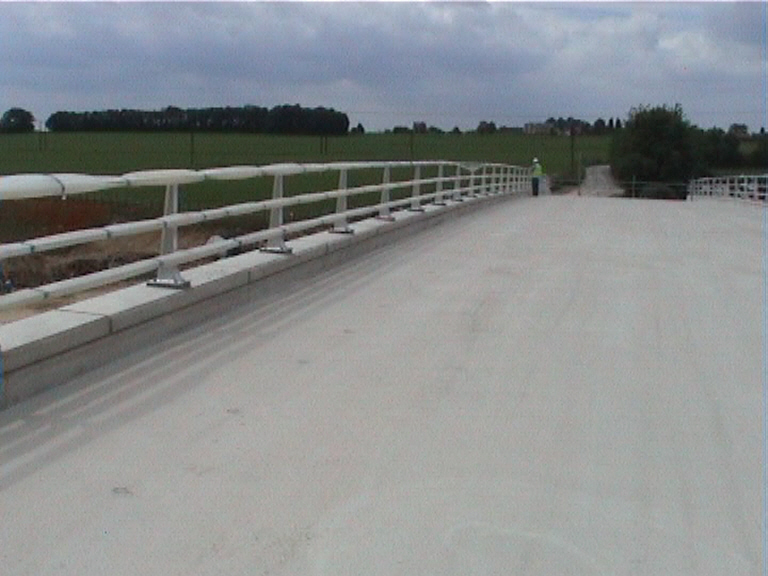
532,163 -> 543,177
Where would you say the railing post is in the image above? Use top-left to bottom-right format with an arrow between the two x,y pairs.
149,183 -> 190,289
262,174 -> 292,253
520,167 -> 527,195
377,164 -> 395,221
512,167 -> 519,194
434,163 -> 446,205
488,165 -> 496,194
409,164 -> 424,212
453,165 -> 463,202
160,183 -> 179,255
332,168 -> 354,234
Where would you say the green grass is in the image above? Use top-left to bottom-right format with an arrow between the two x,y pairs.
0,131 -> 611,175
0,132 -> 611,237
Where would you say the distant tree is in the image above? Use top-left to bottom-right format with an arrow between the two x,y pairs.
45,104 -> 348,135
476,120 -> 497,134
747,137 -> 768,168
593,118 -> 607,135
615,118 -> 622,130
610,104 -> 696,197
412,121 -> 427,134
451,126 -> 462,135
728,123 -> 749,138
392,126 -> 411,134
428,126 -> 444,134
0,108 -> 35,133
690,127 -> 742,173
608,118 -> 615,131
350,122 -> 365,134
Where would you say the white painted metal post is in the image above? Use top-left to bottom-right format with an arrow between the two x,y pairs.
453,165 -> 463,201
262,174 -> 292,253
149,183 -> 190,289
332,168 -> 353,233
512,167 -> 519,194
434,164 -> 446,205
488,165 -> 495,194
377,164 -> 395,221
409,165 -> 424,211
160,183 -> 179,255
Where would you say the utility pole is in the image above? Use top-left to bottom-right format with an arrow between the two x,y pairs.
577,152 -> 582,195
570,122 -> 576,184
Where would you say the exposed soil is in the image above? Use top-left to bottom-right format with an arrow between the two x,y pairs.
0,198 -> 259,324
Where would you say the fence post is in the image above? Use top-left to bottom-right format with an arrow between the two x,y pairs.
487,166 -> 495,194
262,174 -> 292,253
149,183 -> 190,289
434,163 -> 446,205
409,164 -> 424,212
377,164 -> 395,221
453,165 -> 464,202
332,168 -> 354,234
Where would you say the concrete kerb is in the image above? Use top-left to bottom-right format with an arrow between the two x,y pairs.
0,192 -> 515,409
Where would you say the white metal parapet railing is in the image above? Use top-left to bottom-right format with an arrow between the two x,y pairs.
0,160 -> 531,311
687,174 -> 768,202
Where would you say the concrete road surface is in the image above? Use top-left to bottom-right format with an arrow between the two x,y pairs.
0,196 -> 763,575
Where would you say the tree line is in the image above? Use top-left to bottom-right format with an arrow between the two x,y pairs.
0,105 -> 350,135
610,104 -> 768,199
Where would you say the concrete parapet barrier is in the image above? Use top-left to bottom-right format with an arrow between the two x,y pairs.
0,193 -> 510,409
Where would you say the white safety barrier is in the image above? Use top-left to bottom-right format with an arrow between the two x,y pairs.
687,174 -> 768,202
0,160 -> 531,311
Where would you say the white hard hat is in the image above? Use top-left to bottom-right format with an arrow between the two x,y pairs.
533,158 -> 538,163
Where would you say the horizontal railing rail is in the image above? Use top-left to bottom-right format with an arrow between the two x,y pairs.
687,174 -> 768,202
0,160 -> 531,311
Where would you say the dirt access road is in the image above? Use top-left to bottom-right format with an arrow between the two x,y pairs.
573,165 -> 625,197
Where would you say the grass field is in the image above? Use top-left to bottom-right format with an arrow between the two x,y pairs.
0,131 -> 611,177
0,131 -> 612,242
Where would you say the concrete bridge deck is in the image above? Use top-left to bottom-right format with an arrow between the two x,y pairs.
0,196 -> 763,575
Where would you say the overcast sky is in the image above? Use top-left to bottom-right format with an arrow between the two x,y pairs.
1,1 -> 765,132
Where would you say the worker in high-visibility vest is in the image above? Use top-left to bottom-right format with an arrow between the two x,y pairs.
531,157 -> 543,196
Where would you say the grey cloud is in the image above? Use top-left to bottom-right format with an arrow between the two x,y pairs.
0,2 -> 763,132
